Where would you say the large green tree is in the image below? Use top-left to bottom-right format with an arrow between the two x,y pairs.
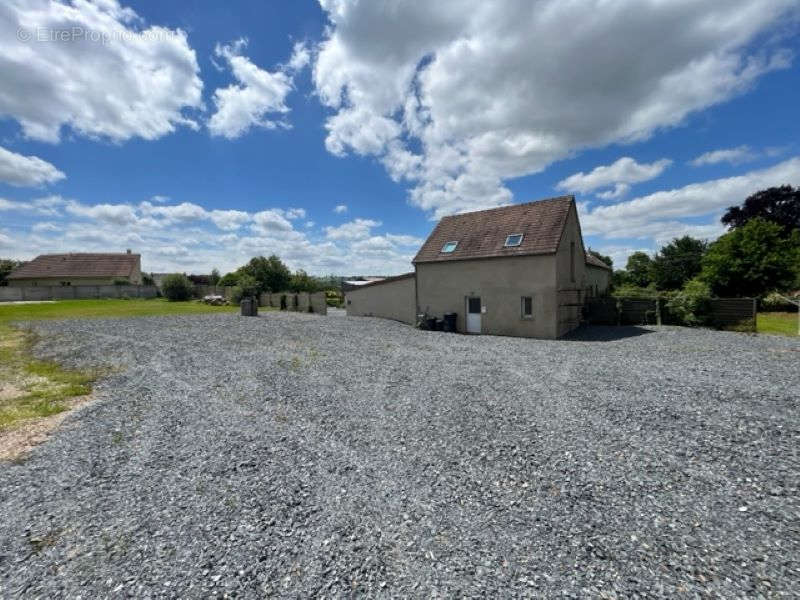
721,185 -> 800,236
650,236 -> 707,290
700,218 -> 800,297
625,251 -> 653,287
241,255 -> 291,292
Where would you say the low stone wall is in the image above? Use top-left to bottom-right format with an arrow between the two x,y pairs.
309,292 -> 327,315
0,285 -> 158,302
259,292 -> 271,307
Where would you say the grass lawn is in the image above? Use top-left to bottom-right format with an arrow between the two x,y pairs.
0,298 -> 238,438
0,297 -> 237,324
757,312 -> 799,337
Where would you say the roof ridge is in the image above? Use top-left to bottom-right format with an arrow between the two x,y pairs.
439,195 -> 574,220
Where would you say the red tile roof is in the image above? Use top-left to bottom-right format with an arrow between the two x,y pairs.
413,196 -> 574,264
8,253 -> 140,280
585,253 -> 613,271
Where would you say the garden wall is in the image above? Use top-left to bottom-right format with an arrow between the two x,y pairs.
0,285 -> 158,302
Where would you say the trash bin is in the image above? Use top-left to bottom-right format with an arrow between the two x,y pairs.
443,312 -> 457,332
434,318 -> 444,331
426,317 -> 437,331
240,296 -> 258,317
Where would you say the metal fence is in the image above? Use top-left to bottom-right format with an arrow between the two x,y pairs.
585,296 -> 757,331
0,285 -> 159,302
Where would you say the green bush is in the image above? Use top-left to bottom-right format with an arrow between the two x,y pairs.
112,278 -> 130,286
760,291 -> 797,312
611,283 -> 659,299
230,274 -> 260,305
665,278 -> 712,326
161,273 -> 194,301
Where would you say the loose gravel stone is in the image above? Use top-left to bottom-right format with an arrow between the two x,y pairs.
0,313 -> 798,597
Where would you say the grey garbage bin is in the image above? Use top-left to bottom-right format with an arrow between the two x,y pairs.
240,296 -> 258,317
443,313 -> 457,332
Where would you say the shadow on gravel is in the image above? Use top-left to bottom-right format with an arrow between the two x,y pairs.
563,325 -> 655,342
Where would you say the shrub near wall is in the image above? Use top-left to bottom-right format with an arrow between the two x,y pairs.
161,274 -> 195,301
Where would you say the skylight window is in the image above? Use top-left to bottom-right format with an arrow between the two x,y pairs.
441,241 -> 458,253
504,234 -> 523,247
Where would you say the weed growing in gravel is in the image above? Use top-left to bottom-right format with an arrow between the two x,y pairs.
0,324 -> 98,431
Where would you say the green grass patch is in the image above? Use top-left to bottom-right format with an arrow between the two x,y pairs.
0,297 -> 238,324
757,312 -> 799,337
0,323 -> 101,430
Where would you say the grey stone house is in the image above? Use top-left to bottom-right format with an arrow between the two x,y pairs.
346,195 -> 610,338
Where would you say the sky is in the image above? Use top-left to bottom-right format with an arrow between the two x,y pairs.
1,0 -> 799,276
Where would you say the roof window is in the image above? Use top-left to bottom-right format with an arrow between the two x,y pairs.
441,241 -> 458,253
504,234 -> 523,247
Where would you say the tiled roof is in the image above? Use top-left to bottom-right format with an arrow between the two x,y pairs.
8,253 -> 140,279
413,196 -> 574,264
585,252 -> 613,271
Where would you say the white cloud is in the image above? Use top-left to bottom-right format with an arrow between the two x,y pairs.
1,0 -> 202,143
325,218 -> 380,241
690,145 -> 757,166
286,41 -> 310,71
32,221 -> 59,232
557,157 -> 672,196
0,145 -> 65,186
333,204 -> 348,214
284,207 -> 306,219
251,209 -> 295,235
208,38 -> 305,138
66,200 -> 139,226
581,156 -> 800,240
1,194 -> 65,216
313,0 -> 796,218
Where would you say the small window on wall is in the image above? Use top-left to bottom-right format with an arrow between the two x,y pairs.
521,296 -> 533,319
441,241 -> 458,253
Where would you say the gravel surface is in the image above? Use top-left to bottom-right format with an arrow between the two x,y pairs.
1,312 -> 798,597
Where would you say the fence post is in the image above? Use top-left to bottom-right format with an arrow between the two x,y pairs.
655,298 -> 662,326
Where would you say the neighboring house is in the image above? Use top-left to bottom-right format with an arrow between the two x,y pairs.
346,195 -> 605,338
7,251 -> 142,286
585,253 -> 613,298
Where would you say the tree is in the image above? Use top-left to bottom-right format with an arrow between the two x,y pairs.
241,255 -> 291,292
218,272 -> 239,286
722,185 -> 800,236
700,218 -> 800,297
289,269 -> 319,293
0,259 -> 25,286
161,273 -> 194,301
625,252 -> 653,287
230,274 -> 260,304
209,268 -> 221,286
650,236 -> 707,290
588,248 -> 613,269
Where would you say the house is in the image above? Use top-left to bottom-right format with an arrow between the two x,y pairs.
7,251 -> 142,287
346,195 -> 610,338
585,252 -> 613,297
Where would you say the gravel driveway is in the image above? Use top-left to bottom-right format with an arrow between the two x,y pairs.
1,313 -> 798,597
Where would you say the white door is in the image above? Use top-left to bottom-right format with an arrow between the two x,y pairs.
466,296 -> 481,333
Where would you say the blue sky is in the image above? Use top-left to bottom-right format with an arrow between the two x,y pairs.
1,0 -> 799,275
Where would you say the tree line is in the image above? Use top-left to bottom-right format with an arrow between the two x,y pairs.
611,186 -> 800,298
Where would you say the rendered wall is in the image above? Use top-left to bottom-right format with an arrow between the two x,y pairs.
345,276 -> 417,325
585,265 -> 611,297
416,255 -> 559,338
554,204 -> 587,337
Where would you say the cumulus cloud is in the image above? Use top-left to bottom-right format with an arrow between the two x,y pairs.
333,204 -> 348,214
0,145 -> 65,186
313,0 -> 797,218
1,0 -> 203,143
208,38 -> 306,138
690,145 -> 757,166
1,194 -> 65,216
581,156 -> 800,241
557,157 -> 672,198
324,218 -> 380,241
